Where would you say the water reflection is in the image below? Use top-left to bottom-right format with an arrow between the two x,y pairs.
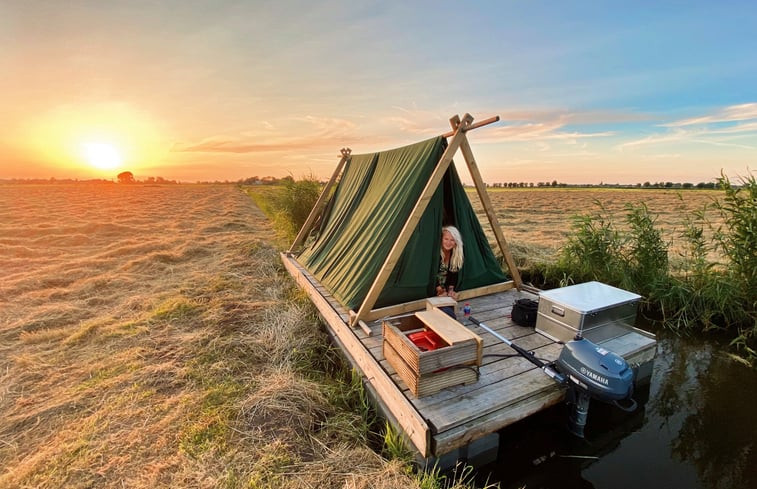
477,329 -> 757,489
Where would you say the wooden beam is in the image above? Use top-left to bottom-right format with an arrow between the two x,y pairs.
352,114 -> 475,325
441,115 -> 500,138
280,253 -> 431,455
450,115 -> 523,289
288,147 -> 351,253
363,281 -> 516,322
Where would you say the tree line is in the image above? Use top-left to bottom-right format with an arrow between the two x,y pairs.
487,181 -> 720,189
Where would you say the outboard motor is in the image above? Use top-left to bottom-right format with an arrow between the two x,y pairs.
556,336 -> 636,437
466,316 -> 637,439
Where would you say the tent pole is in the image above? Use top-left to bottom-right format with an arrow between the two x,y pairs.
287,147 -> 351,254
449,116 -> 523,289
351,114 -> 474,325
440,115 -> 500,138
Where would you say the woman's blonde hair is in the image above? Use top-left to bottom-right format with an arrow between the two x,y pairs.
441,225 -> 464,272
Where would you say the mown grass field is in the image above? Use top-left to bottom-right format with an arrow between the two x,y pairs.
470,187 -> 720,253
464,187 -> 724,271
0,183 -> 429,488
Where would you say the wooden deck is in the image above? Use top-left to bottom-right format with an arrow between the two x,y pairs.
281,253 -> 657,458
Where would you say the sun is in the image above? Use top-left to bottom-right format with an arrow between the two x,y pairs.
82,142 -> 123,170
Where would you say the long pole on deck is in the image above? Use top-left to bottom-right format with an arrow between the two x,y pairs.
467,316 -> 565,383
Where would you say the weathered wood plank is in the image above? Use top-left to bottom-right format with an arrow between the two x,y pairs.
362,282 -> 516,322
425,367 -> 560,433
413,342 -> 564,411
433,387 -> 566,454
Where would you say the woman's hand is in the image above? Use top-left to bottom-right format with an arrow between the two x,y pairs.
446,286 -> 457,300
436,286 -> 445,296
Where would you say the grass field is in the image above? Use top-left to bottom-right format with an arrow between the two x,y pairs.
0,183 -> 429,488
467,187 -> 722,261
0,182 -> 733,487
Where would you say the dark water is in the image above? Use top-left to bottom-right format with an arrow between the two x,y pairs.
476,326 -> 757,489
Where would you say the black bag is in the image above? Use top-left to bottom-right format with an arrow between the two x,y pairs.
511,298 -> 539,327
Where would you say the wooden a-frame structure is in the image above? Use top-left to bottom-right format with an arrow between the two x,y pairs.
288,113 -> 524,326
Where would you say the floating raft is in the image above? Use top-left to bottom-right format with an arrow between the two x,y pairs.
282,253 -> 657,459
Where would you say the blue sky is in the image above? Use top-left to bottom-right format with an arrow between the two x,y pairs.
1,1 -> 755,183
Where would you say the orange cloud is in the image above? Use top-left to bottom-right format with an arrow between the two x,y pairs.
171,116 -> 359,154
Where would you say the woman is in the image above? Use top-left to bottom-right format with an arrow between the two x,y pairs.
435,225 -> 464,305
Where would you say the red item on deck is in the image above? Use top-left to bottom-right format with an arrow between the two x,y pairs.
408,330 -> 444,351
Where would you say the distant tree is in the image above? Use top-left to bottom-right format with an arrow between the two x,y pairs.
117,171 -> 135,184
682,182 -> 694,189
551,180 -> 558,187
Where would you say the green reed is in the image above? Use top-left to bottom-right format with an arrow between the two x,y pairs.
545,173 -> 756,363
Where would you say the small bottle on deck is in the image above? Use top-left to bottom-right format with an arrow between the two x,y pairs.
463,303 -> 471,316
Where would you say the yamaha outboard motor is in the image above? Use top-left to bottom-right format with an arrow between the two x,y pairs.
556,336 -> 636,437
466,316 -> 637,439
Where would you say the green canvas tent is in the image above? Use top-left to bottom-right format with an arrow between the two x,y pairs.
288,114 -> 522,324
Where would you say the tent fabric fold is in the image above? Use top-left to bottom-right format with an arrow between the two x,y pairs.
297,136 -> 506,311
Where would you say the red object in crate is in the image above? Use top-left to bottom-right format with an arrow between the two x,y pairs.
408,329 -> 444,351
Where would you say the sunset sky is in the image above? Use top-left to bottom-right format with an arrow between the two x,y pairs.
2,1 -> 755,184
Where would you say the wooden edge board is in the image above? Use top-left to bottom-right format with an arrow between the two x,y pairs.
433,388 -> 565,455
425,367 -> 560,433
280,253 -> 431,456
364,281 -> 516,322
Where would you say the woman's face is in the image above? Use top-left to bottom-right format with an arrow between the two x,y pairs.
441,230 -> 457,251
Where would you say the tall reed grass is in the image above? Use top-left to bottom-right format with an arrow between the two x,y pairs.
541,173 -> 756,363
243,175 -> 322,243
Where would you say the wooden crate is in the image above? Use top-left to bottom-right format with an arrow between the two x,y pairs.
382,308 -> 482,397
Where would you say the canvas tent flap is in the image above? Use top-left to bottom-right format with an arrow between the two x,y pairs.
297,136 -> 506,311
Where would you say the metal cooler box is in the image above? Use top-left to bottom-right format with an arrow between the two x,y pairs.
535,281 -> 641,343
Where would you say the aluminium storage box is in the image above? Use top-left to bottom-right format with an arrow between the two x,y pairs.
535,281 -> 641,343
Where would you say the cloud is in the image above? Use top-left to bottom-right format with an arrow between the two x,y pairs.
482,120 -> 614,143
383,107 -> 621,144
664,103 -> 757,127
642,153 -> 682,160
620,103 -> 757,151
171,116 -> 358,154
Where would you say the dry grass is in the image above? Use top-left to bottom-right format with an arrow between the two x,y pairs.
0,183 -> 429,488
469,187 -> 722,260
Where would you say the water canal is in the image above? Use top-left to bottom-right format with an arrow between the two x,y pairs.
475,326 -> 757,489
